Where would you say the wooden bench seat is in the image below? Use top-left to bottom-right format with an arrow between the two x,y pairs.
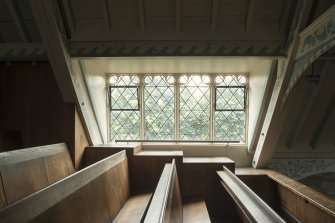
217,166 -> 285,223
183,199 -> 211,223
113,193 -> 152,223
0,143 -> 74,207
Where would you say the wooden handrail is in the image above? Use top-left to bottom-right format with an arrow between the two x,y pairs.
0,150 -> 127,223
144,159 -> 182,223
218,166 -> 286,223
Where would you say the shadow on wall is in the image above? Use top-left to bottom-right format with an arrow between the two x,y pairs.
299,172 -> 335,199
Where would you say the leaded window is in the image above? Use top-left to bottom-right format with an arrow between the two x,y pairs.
108,74 -> 247,143
109,75 -> 140,140
214,75 -> 247,141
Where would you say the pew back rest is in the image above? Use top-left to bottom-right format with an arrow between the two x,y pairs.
0,143 -> 74,207
0,150 -> 129,223
144,159 -> 182,223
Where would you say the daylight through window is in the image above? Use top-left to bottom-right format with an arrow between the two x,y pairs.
108,74 -> 247,143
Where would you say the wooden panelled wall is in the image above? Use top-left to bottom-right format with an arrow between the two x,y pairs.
0,62 -> 88,169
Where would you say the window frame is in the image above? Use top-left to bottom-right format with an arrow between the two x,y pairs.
214,85 -> 246,112
107,73 -> 248,143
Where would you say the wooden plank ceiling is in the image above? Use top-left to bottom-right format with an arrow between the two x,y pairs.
0,0 -> 296,57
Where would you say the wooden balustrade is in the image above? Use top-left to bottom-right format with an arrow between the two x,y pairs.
262,169 -> 335,223
218,166 -> 286,223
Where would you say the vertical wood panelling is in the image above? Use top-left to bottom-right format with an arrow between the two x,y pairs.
0,62 -> 89,170
0,62 -> 75,153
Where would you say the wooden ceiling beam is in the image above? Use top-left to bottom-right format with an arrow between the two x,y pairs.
6,0 -> 31,42
279,0 -> 292,32
138,0 -> 146,32
245,0 -> 255,32
0,33 -> 4,42
248,60 -> 278,153
60,0 -> 76,36
101,0 -> 111,32
176,0 -> 181,32
29,0 -> 103,145
211,0 -> 219,32
252,0 -> 314,168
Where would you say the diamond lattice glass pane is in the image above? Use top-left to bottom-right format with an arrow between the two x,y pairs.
215,111 -> 245,142
110,111 -> 140,140
111,87 -> 138,110
144,76 -> 175,140
216,87 -> 245,110
180,75 -> 210,140
109,75 -> 140,141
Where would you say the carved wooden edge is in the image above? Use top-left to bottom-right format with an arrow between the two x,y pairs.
85,144 -> 143,155
0,143 -> 70,167
260,169 -> 335,217
144,159 -> 178,223
0,150 -> 127,223
218,166 -> 286,223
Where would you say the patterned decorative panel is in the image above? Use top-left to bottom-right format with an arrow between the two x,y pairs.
284,5 -> 335,103
268,157 -> 335,180
0,44 -> 47,61
0,41 -> 286,60
70,41 -> 285,57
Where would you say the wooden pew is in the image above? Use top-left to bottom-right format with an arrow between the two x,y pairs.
0,143 -> 74,207
217,166 -> 286,223
0,151 -> 152,223
144,159 -> 211,223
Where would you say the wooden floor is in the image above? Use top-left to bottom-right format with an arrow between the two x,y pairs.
183,200 -> 211,223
